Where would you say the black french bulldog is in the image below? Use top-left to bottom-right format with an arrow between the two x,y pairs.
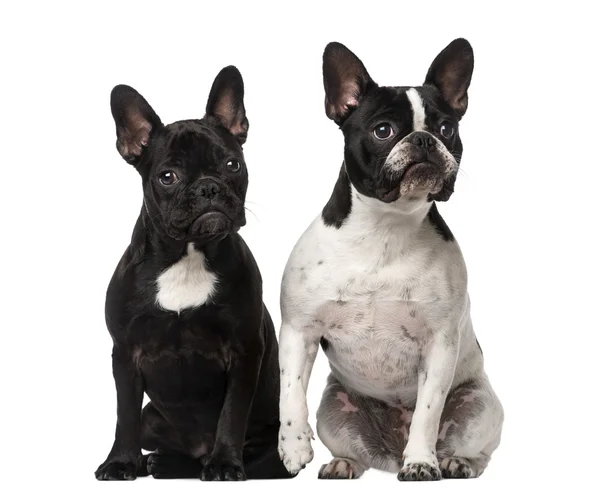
95,67 -> 292,481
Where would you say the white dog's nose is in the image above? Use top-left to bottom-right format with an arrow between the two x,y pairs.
408,131 -> 436,152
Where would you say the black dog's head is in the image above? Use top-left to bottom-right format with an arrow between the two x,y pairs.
110,66 -> 249,244
323,39 -> 474,204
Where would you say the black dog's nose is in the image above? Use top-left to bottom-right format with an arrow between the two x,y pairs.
198,181 -> 221,200
409,131 -> 436,151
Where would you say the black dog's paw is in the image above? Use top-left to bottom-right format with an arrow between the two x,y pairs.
398,461 -> 442,482
95,459 -> 138,481
200,456 -> 246,481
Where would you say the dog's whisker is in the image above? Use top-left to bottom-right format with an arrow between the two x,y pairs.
244,200 -> 267,210
244,206 -> 259,222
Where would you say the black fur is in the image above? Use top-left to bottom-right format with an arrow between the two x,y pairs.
320,40 -> 473,233
322,163 -> 352,228
427,203 -> 454,242
95,67 -> 292,482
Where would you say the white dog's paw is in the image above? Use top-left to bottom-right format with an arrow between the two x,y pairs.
398,460 -> 441,481
278,420 -> 314,475
398,449 -> 441,481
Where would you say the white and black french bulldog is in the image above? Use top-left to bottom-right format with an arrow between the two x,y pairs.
277,39 -> 504,481
95,67 -> 293,481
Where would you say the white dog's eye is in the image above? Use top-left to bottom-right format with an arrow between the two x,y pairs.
440,122 -> 455,139
373,123 -> 394,140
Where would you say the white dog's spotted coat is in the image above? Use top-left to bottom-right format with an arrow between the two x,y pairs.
278,87 -> 503,479
156,243 -> 217,313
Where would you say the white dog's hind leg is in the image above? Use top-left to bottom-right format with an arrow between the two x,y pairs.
316,374 -> 411,479
436,376 -> 504,478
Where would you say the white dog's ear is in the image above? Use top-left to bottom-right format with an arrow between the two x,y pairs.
424,38 -> 474,119
110,85 -> 162,165
322,42 -> 374,125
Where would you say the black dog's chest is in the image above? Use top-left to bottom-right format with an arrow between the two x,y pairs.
133,313 -> 230,405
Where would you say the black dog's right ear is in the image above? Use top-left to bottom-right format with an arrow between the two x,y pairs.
110,85 -> 162,165
323,42 -> 374,125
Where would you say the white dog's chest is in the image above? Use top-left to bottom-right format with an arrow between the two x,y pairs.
309,271 -> 437,404
282,208 -> 463,406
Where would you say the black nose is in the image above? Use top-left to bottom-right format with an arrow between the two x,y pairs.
198,181 -> 221,200
409,131 -> 436,151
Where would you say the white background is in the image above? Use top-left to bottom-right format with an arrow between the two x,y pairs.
1,0 -> 598,500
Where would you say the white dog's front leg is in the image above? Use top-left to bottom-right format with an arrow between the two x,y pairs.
278,322 -> 319,475
399,328 -> 459,481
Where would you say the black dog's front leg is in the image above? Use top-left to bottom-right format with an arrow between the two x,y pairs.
201,342 -> 263,481
95,345 -> 145,480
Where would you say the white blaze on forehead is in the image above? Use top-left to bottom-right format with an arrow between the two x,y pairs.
406,88 -> 426,131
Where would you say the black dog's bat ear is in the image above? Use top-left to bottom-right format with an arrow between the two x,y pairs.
424,38 -> 474,119
322,42 -> 374,125
205,66 -> 248,145
110,85 -> 162,165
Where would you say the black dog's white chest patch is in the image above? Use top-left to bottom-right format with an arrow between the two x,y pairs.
155,243 -> 217,313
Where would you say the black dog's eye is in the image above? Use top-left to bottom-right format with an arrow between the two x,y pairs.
440,122 -> 455,139
373,123 -> 394,140
226,159 -> 242,172
158,171 -> 178,186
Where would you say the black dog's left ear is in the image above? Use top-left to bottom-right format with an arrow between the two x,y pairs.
205,66 -> 248,144
424,38 -> 474,119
